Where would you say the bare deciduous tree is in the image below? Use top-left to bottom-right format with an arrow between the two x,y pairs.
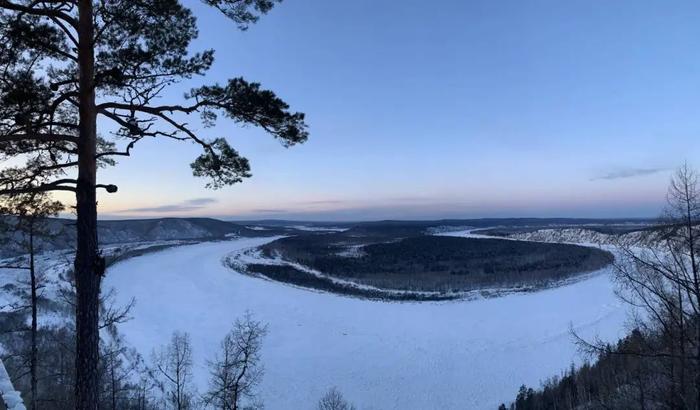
203,312 -> 267,410
316,387 -> 356,410
0,193 -> 62,410
575,164 -> 700,408
153,331 -> 195,410
100,337 -> 139,410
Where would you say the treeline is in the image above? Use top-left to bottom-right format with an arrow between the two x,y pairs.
0,278 -> 360,410
1,311 -> 153,409
503,165 -> 700,410
2,309 -> 359,410
245,263 -> 454,301
0,309 -> 268,410
501,327 -> 688,410
262,235 -> 613,293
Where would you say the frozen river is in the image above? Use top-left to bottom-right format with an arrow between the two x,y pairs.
106,237 -> 629,409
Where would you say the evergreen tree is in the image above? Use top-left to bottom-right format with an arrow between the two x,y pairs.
0,0 -> 308,408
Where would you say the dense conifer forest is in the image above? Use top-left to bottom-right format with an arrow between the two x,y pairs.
258,234 -> 613,293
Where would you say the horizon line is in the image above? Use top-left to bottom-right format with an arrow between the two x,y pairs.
47,214 -> 660,223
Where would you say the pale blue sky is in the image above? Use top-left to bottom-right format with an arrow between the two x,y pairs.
89,0 -> 700,221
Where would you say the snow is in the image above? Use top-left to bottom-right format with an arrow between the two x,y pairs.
0,250 -> 74,321
0,240 -> 196,328
226,244 -> 449,299
226,241 -> 610,300
505,228 -> 621,246
284,225 -> 349,232
335,244 -> 366,258
0,358 -> 25,410
437,228 -> 618,249
105,237 -> 630,410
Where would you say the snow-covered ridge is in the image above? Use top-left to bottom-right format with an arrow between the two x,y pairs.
0,242 -> 193,323
0,217 -> 248,258
508,228 -> 618,245
503,228 -> 648,247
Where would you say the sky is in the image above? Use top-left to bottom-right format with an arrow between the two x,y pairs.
80,0 -> 700,221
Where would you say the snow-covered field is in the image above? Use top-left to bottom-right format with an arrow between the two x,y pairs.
106,237 -> 630,410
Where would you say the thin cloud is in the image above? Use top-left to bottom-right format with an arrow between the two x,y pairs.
592,167 -> 667,181
302,199 -> 346,205
183,198 -> 217,206
250,208 -> 289,214
117,197 -> 218,213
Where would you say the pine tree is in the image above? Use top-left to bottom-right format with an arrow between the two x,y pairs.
0,0 -> 308,408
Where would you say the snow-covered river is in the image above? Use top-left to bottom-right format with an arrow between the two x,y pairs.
106,237 -> 629,410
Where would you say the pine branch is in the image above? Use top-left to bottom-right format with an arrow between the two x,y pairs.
0,178 -> 77,194
0,0 -> 78,27
0,133 -> 79,144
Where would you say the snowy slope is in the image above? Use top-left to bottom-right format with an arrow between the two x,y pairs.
0,240 -> 197,330
0,358 -> 25,410
501,228 -> 648,246
105,238 -> 629,410
0,217 -> 255,258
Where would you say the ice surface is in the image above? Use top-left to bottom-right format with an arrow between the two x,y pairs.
105,237 -> 629,410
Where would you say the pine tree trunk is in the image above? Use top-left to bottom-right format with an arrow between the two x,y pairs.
29,224 -> 37,410
75,0 -> 101,408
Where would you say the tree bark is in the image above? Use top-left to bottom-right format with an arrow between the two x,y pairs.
29,223 -> 37,410
75,0 -> 101,408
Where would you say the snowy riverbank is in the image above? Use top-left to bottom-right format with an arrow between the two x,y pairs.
106,237 -> 629,409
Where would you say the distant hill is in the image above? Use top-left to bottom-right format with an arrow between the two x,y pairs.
351,217 -> 653,228
237,217 -> 652,227
0,216 -> 656,259
0,217 -> 286,258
